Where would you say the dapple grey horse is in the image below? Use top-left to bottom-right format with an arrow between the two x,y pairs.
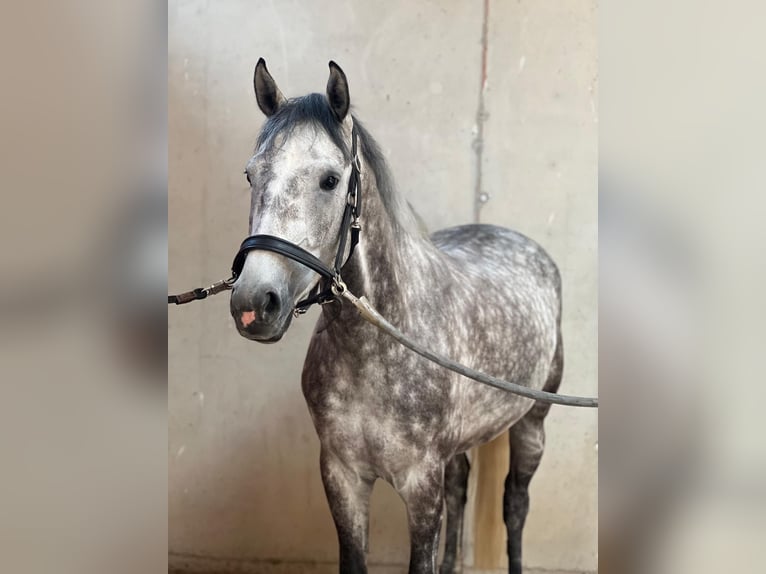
230,59 -> 563,574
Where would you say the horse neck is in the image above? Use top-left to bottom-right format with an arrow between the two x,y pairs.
335,154 -> 444,325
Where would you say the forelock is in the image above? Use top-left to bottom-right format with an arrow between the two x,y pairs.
256,93 -> 350,160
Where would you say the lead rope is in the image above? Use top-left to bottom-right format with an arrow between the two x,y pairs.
337,286 -> 598,408
167,277 -> 234,305
169,277 -> 598,408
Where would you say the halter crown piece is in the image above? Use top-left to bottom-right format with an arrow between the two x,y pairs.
230,125 -> 362,315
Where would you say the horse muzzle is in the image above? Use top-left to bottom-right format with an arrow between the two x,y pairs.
230,282 -> 292,343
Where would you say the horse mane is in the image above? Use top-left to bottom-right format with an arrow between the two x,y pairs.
352,118 -> 422,235
256,93 -> 422,236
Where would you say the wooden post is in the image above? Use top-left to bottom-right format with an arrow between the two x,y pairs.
472,433 -> 509,569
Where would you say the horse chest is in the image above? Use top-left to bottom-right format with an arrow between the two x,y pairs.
302,305 -> 549,458
302,336 -> 458,466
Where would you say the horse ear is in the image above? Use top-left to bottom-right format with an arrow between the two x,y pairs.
254,58 -> 286,117
326,61 -> 350,121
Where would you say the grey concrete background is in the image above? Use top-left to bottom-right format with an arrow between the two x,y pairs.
169,1 -> 597,572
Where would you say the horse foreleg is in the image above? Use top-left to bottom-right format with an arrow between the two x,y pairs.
439,453 -> 470,574
397,461 -> 446,574
320,448 -> 374,574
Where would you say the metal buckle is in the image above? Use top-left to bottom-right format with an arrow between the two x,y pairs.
204,277 -> 235,296
331,277 -> 347,296
293,306 -> 308,318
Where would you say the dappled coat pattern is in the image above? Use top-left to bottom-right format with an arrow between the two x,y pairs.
230,60 -> 563,574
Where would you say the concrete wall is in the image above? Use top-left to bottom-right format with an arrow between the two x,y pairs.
169,1 -> 597,572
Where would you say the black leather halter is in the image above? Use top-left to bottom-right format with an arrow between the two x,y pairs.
230,126 -> 362,314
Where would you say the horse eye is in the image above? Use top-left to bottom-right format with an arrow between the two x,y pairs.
320,175 -> 339,191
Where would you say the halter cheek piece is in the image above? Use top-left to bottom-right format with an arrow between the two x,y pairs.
230,126 -> 362,315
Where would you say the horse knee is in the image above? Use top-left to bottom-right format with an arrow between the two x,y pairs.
444,453 -> 470,506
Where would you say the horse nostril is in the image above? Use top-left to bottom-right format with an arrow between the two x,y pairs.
264,291 -> 280,315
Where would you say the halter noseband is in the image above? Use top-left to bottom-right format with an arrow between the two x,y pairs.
230,126 -> 362,315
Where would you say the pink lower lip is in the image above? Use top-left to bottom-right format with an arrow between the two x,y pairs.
241,310 -> 257,327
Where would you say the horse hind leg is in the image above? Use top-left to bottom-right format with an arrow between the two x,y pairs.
439,453 -> 470,574
504,335 -> 563,574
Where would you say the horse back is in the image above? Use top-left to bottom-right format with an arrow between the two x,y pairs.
431,223 -> 561,314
